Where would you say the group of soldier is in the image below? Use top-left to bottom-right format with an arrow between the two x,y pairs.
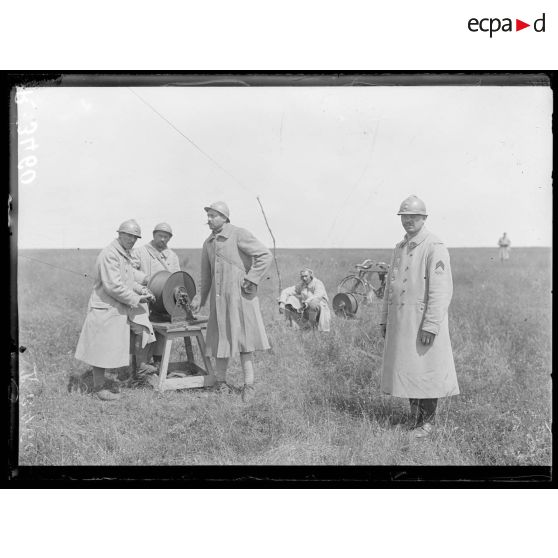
74,194 -> 459,439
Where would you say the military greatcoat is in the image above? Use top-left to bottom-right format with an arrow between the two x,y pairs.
133,242 -> 181,278
200,223 -> 272,358
379,227 -> 459,398
75,239 -> 155,368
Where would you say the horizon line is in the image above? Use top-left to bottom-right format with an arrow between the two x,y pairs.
17,245 -> 552,251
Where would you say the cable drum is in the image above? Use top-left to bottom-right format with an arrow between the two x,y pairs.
332,292 -> 359,317
147,270 -> 197,321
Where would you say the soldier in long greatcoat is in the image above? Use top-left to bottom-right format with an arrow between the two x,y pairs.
379,196 -> 459,437
133,222 -> 181,365
75,220 -> 156,400
190,202 -> 272,403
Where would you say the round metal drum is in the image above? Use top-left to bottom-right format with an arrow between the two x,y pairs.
332,292 -> 359,317
147,270 -> 196,319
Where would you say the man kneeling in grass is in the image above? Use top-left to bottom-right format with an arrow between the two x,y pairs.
379,195 -> 459,438
278,268 -> 331,332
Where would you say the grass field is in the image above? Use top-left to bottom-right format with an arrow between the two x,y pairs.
16,246 -> 552,466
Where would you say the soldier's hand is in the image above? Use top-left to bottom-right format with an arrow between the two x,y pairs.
380,324 -> 386,338
139,294 -> 154,304
241,279 -> 257,295
190,294 -> 201,313
420,330 -> 436,345
278,303 -> 285,315
140,287 -> 155,302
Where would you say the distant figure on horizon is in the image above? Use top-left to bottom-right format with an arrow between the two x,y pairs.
498,232 -> 511,262
278,268 -> 331,332
379,195 -> 459,439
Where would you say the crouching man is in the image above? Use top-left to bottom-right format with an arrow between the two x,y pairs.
74,220 -> 157,401
278,268 -> 331,332
380,196 -> 459,438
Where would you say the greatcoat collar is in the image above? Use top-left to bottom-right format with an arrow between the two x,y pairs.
147,240 -> 170,259
208,222 -> 232,242
399,226 -> 429,250
111,238 -> 135,261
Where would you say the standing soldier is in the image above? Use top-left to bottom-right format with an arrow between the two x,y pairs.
190,202 -> 272,402
498,232 -> 511,262
379,195 -> 459,438
133,222 -> 181,366
75,220 -> 156,400
134,222 -> 181,278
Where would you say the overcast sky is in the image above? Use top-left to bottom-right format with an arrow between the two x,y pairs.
15,85 -> 552,249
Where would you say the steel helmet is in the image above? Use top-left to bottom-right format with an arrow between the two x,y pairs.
397,195 -> 428,216
153,222 -> 173,236
117,219 -> 142,238
204,201 -> 230,221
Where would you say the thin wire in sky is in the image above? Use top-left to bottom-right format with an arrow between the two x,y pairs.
127,87 -> 283,288
127,87 -> 255,197
325,121 -> 380,246
18,254 -> 93,280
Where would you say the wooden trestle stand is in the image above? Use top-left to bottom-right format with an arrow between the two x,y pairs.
147,319 -> 216,392
145,270 -> 215,392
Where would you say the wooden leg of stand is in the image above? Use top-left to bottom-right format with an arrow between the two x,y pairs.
195,332 -> 214,374
183,337 -> 195,362
157,338 -> 173,391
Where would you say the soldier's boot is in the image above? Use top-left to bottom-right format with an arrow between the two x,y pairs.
152,355 -> 162,370
408,398 -> 421,429
419,398 -> 438,425
131,335 -> 157,384
412,422 -> 434,439
205,357 -> 235,393
116,359 -> 134,383
92,366 -> 121,401
135,346 -> 158,377
412,399 -> 437,439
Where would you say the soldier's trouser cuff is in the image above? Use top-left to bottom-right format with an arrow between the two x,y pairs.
419,398 -> 438,424
409,398 -> 438,425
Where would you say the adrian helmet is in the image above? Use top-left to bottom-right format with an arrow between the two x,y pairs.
117,219 -> 142,238
397,195 -> 427,216
153,222 -> 173,236
204,201 -> 230,221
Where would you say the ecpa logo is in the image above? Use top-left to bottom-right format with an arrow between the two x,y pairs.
468,12 -> 546,37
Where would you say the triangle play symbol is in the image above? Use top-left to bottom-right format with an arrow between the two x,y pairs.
516,19 -> 530,31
